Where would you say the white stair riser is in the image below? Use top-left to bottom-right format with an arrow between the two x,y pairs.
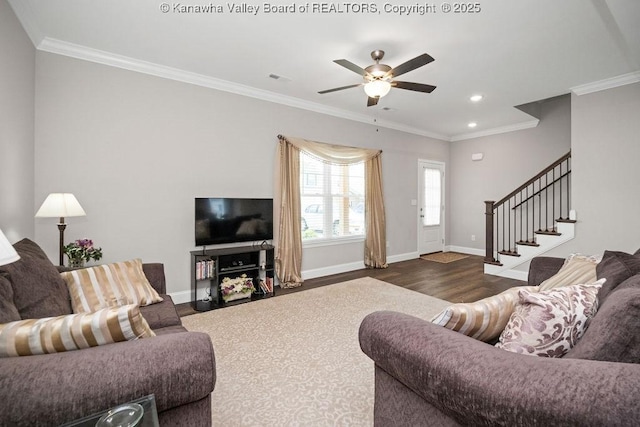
485,222 -> 575,278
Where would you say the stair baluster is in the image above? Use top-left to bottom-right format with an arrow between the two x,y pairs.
484,151 -> 572,266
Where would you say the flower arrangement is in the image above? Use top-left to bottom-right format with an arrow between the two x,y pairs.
63,238 -> 103,268
220,274 -> 255,302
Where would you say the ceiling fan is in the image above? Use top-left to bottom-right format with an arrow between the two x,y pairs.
318,50 -> 436,107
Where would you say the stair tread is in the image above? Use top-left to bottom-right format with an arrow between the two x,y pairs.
556,218 -> 577,223
517,240 -> 540,247
498,250 -> 521,257
535,229 -> 562,236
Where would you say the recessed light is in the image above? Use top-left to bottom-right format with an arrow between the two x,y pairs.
470,94 -> 483,102
468,122 -> 478,128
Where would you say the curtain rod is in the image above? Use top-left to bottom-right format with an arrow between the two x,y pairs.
276,134 -> 382,154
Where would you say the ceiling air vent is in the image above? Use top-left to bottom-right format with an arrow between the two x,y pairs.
268,74 -> 291,82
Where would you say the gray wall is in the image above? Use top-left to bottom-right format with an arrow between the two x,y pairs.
448,95 -> 572,252
546,82 -> 640,256
33,52 -> 448,297
0,0 -> 35,242
7,11 -> 638,298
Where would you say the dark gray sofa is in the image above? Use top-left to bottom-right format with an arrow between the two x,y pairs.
359,250 -> 640,426
0,239 -> 216,426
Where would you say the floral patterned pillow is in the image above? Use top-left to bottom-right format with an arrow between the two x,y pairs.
496,279 -> 604,357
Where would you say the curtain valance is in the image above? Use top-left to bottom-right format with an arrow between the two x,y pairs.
278,135 -> 381,165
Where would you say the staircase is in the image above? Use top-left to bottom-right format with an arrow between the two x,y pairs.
484,152 -> 574,278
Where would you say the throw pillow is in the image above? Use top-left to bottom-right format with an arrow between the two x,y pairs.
0,239 -> 72,318
596,250 -> 640,305
538,253 -> 599,291
495,280 -> 604,357
0,304 -> 155,357
565,285 -> 640,363
431,286 -> 540,342
0,273 -> 21,323
61,258 -> 163,313
615,272 -> 640,292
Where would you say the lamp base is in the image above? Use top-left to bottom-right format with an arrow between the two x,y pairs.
57,219 -> 67,267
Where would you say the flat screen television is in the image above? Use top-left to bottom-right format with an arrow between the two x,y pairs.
195,198 -> 273,246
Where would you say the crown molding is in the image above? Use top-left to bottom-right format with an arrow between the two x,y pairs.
571,71 -> 640,96
449,119 -> 540,142
30,38 -> 577,144
11,4 -> 640,144
37,38 -> 450,141
32,38 -> 557,143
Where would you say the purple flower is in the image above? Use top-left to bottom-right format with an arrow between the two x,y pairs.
76,238 -> 93,249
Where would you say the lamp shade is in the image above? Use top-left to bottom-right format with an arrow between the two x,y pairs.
35,193 -> 86,218
0,229 -> 20,266
364,80 -> 392,98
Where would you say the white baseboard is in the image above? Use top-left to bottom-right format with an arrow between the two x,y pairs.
446,245 -> 485,256
301,251 -> 419,280
301,260 -> 365,280
170,249 -> 497,303
171,252 -> 420,304
388,251 -> 420,263
447,245 -> 528,281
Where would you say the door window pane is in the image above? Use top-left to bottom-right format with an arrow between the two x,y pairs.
423,168 -> 441,226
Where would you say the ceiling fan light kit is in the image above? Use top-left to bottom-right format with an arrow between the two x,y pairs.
319,49 -> 436,107
364,80 -> 392,98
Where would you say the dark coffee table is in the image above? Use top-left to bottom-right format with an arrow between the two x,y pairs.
60,394 -> 159,427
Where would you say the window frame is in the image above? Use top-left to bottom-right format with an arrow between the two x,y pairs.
300,153 -> 365,246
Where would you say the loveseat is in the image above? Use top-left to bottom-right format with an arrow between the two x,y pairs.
0,239 -> 216,426
359,250 -> 640,426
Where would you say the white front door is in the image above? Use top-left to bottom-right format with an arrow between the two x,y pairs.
418,160 -> 445,254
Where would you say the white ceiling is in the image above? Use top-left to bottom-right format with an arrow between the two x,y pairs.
9,0 -> 640,141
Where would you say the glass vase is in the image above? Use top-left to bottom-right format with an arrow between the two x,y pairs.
68,259 -> 85,269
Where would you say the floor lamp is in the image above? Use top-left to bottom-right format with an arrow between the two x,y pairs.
0,229 -> 20,267
35,193 -> 86,266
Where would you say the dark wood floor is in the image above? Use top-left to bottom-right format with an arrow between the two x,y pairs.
176,253 -> 524,317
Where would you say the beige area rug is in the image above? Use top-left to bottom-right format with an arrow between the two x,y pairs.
182,277 -> 450,426
420,251 -> 469,263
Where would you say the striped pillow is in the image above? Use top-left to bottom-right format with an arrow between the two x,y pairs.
0,304 -> 155,357
539,254 -> 600,291
61,259 -> 163,313
431,286 -> 540,342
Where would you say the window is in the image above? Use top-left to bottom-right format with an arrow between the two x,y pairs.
300,151 -> 365,241
422,167 -> 441,226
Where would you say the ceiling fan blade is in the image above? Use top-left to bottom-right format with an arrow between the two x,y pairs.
318,83 -> 363,94
367,96 -> 379,107
334,59 -> 371,77
385,53 -> 434,78
392,81 -> 437,93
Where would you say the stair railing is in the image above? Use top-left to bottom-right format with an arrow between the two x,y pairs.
484,151 -> 572,265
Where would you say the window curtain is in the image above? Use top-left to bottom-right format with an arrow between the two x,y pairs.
274,135 -> 387,288
364,153 -> 388,268
274,137 -> 303,288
